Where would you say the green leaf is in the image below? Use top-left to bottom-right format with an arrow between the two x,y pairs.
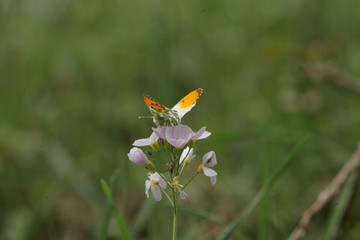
100,179 -> 113,204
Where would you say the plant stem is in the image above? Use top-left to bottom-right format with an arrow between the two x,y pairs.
159,172 -> 172,188
183,172 -> 199,190
161,188 -> 174,207
172,188 -> 178,240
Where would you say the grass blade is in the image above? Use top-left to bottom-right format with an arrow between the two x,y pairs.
323,173 -> 357,240
216,136 -> 308,240
98,169 -> 133,240
113,205 -> 132,240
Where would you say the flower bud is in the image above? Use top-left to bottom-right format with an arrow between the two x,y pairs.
197,164 -> 204,173
128,147 -> 148,165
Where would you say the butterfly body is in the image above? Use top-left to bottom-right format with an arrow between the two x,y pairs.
143,88 -> 203,126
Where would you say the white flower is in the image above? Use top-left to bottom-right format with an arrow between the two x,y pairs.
198,151 -> 217,185
179,147 -> 196,164
145,172 -> 166,201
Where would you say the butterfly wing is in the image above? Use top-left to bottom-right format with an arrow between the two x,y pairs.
143,95 -> 181,126
171,88 -> 203,119
143,96 -> 169,113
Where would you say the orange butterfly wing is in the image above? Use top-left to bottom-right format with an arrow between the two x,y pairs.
143,96 -> 168,113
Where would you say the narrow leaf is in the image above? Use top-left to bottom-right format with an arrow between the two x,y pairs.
323,173 -> 357,240
98,169 -> 133,240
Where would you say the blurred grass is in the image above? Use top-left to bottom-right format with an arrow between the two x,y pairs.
100,170 -> 132,240
1,0 -> 360,239
217,137 -> 307,240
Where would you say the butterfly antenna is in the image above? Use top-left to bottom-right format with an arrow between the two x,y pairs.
139,116 -> 154,119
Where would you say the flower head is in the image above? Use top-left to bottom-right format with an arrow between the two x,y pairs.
153,124 -> 211,149
145,172 -> 167,201
198,151 -> 217,185
163,124 -> 193,149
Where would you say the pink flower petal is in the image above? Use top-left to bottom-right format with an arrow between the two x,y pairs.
150,172 -> 161,181
197,130 -> 211,139
153,127 -> 166,139
202,151 -> 217,167
167,138 -> 188,148
202,166 -> 217,177
179,190 -> 189,200
210,176 -> 217,185
192,127 -> 211,140
159,177 -> 167,189
133,138 -> 152,146
180,147 -> 196,164
151,185 -> 162,201
145,180 -> 151,198
173,124 -> 193,139
192,127 -> 205,139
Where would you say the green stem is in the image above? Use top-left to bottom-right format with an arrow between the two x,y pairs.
159,172 -> 172,188
172,188 -> 178,240
161,188 -> 174,207
183,172 -> 199,190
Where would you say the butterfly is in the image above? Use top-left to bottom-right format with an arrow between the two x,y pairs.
142,88 -> 203,126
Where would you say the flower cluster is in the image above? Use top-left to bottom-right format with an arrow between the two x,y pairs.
128,124 -> 217,201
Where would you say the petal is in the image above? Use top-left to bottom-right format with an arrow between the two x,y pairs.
151,185 -> 162,201
145,180 -> 151,198
149,132 -> 159,141
133,132 -> 159,146
159,177 -> 167,189
192,127 -> 205,139
180,147 -> 190,164
210,176 -> 217,185
202,151 -> 217,167
167,138 -> 188,148
179,190 -> 189,200
133,138 -> 152,146
165,126 -> 176,140
150,172 -> 161,182
188,148 -> 196,162
202,166 -> 217,177
153,127 -> 166,139
173,124 -> 193,139
197,130 -> 211,139
192,127 -> 211,140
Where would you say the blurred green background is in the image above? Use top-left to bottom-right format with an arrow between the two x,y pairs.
1,0 -> 360,239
